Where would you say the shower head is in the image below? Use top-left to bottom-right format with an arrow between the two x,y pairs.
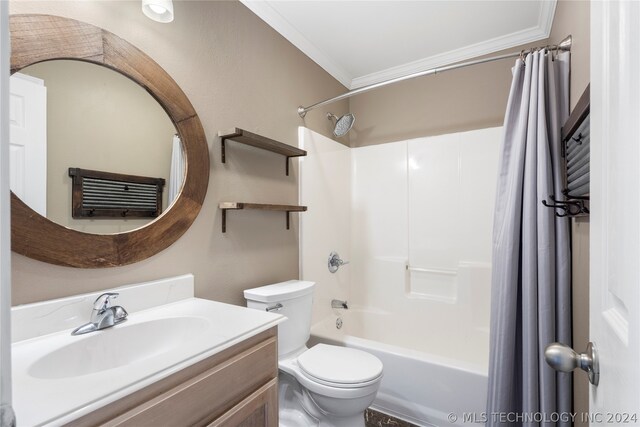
327,112 -> 355,137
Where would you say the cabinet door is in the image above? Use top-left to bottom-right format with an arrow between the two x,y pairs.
102,338 -> 277,427
208,378 -> 278,427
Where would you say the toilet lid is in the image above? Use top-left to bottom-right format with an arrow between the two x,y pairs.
297,344 -> 383,385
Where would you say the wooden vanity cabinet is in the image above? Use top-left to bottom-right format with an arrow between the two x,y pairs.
208,379 -> 277,427
65,328 -> 278,427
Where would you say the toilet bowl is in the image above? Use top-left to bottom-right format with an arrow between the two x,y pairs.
244,280 -> 383,427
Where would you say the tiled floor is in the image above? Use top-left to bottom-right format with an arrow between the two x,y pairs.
365,408 -> 418,427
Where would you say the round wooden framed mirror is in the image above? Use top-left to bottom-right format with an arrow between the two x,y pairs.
10,14 -> 209,268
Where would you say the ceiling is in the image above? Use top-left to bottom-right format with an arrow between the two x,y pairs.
241,1 -> 557,89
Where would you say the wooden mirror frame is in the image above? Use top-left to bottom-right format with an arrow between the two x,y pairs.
9,15 -> 209,268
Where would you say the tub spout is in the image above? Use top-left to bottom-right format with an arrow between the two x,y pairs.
331,299 -> 348,309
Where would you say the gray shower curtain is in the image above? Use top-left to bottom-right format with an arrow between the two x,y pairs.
486,50 -> 571,426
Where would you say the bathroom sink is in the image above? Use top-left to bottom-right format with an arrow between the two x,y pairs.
28,316 -> 211,379
11,275 -> 285,427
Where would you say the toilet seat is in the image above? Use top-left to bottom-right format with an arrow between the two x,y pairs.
299,370 -> 382,389
279,344 -> 383,400
295,368 -> 381,399
297,344 -> 383,388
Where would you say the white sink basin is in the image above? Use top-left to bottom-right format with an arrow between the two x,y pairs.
29,316 -> 211,379
11,275 -> 285,427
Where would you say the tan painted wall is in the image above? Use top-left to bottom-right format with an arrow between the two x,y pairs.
349,0 -> 590,147
10,0 -> 349,306
552,0 -> 590,111
22,60 -> 176,234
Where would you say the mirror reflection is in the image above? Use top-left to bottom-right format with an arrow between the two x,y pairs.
9,59 -> 181,234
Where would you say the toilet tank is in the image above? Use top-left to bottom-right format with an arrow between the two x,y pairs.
244,280 -> 315,357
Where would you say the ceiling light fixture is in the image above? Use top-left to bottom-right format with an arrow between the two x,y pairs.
142,0 -> 174,23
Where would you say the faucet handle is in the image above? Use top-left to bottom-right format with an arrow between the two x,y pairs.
328,251 -> 349,273
112,305 -> 128,323
93,292 -> 119,311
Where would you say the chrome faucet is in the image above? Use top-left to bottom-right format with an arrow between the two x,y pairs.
72,292 -> 128,336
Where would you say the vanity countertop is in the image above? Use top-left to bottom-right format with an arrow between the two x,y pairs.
11,275 -> 284,427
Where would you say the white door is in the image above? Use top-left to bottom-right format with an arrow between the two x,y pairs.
590,0 -> 640,423
9,72 -> 46,217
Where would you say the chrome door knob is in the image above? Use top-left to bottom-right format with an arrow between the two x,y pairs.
544,342 -> 599,386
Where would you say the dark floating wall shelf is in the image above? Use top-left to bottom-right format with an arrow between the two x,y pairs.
218,202 -> 307,233
218,128 -> 307,176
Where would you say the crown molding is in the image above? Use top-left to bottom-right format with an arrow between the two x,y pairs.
351,0 -> 556,89
351,26 -> 553,89
242,0 -> 557,91
538,0 -> 558,40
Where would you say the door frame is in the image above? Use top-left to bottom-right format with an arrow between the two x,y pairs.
0,0 -> 16,425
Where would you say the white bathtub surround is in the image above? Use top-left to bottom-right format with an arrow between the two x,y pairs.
407,131 -> 496,302
350,141 -> 408,312
12,275 -> 284,426
350,128 -> 499,310
299,127 -> 351,325
300,126 -> 501,425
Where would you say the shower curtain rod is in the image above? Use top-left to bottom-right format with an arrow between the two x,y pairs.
297,35 -> 572,118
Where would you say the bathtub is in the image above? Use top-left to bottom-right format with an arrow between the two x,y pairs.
309,308 -> 488,427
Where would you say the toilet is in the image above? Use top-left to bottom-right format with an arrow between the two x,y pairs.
244,280 -> 383,427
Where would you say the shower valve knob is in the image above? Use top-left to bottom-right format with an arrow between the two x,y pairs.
328,251 -> 349,273
544,342 -> 599,386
